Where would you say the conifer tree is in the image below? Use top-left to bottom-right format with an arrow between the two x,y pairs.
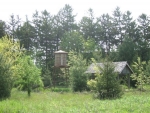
88,58 -> 123,99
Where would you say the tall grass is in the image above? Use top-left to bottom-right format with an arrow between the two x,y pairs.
0,89 -> 150,113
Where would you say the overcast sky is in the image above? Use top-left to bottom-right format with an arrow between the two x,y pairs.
1,0 -> 150,22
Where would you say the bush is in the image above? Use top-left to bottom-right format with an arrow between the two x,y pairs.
0,54 -> 13,99
131,57 -> 147,91
41,68 -> 52,87
70,68 -> 87,92
87,79 -> 97,90
0,36 -> 23,99
69,51 -> 88,92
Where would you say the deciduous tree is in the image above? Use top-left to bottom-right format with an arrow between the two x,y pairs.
15,56 -> 43,96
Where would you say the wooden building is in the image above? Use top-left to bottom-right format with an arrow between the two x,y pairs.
85,61 -> 133,88
53,50 -> 69,87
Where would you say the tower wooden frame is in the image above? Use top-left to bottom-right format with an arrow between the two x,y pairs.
53,50 -> 69,87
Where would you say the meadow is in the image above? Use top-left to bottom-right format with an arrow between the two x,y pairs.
0,88 -> 150,113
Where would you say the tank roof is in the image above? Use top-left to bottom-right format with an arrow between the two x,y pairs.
54,50 -> 68,54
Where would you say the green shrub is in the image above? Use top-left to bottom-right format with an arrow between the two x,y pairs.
87,79 -> 97,90
131,57 -> 147,91
41,68 -> 52,87
69,51 -> 87,92
0,36 -> 23,99
51,87 -> 70,92
0,54 -> 12,99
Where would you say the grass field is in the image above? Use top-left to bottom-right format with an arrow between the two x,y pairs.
0,88 -> 150,113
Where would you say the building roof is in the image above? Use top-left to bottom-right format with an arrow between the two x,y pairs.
54,50 -> 68,54
85,61 -> 133,74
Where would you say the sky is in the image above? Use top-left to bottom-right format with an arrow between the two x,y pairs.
1,0 -> 150,22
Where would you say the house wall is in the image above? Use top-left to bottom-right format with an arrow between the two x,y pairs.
119,66 -> 131,88
121,66 -> 132,75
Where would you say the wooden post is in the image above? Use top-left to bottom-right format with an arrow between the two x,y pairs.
128,74 -> 130,88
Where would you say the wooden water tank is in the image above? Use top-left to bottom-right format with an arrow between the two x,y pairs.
54,50 -> 68,67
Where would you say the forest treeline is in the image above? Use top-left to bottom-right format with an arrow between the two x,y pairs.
0,4 -> 150,81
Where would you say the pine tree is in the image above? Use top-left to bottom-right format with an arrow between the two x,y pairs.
117,36 -> 137,65
79,8 -> 96,40
16,16 -> 35,53
137,14 -> 150,61
7,14 -> 21,38
112,7 -> 123,45
97,14 -> 114,54
88,58 -> 123,99
0,20 -> 7,38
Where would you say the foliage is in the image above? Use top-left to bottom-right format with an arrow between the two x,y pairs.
0,54 -> 13,99
60,31 -> 84,52
137,13 -> 150,62
108,49 -> 118,61
88,58 -> 123,99
57,4 -> 77,33
50,87 -> 70,92
145,60 -> 150,80
0,36 -> 22,99
112,7 -> 123,44
33,10 -> 55,69
60,31 -> 96,53
117,36 -> 137,65
145,68 -> 149,78
41,68 -> 52,87
131,57 -> 147,91
83,38 -> 95,52
79,8 -> 97,40
68,51 -> 87,92
0,36 -> 22,69
7,14 -> 21,38
82,38 -> 96,62
0,20 -> 6,38
137,40 -> 150,62
87,79 -> 97,90
15,56 -> 43,96
137,13 -> 150,42
16,17 -> 35,52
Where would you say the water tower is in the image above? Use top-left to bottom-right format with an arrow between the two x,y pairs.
54,50 -> 68,67
53,50 -> 69,87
